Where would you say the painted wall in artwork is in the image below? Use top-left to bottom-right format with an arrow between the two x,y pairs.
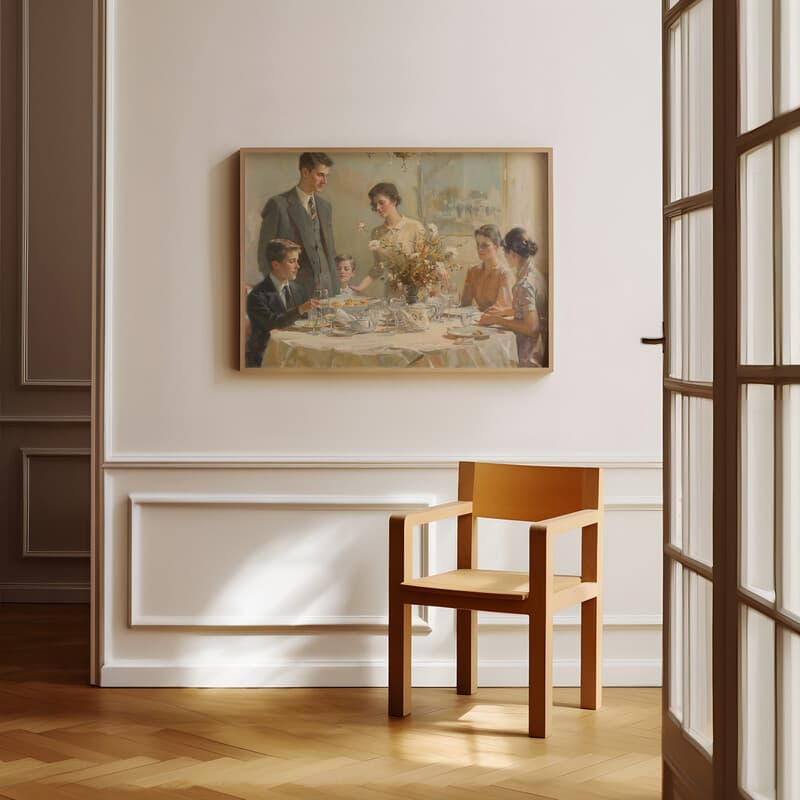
241,150 -> 550,296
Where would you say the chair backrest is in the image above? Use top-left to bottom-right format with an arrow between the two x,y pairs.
458,462 -> 601,522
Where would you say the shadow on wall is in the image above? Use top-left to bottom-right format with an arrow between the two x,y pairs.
135,504 -> 412,686
207,153 -> 240,374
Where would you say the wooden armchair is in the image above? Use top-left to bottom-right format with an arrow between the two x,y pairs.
388,461 -> 603,738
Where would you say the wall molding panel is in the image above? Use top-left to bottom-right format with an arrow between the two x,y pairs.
127,492 -> 434,630
22,448 -> 91,558
19,0 -> 92,388
105,456 -> 663,470
0,416 -> 92,423
0,582 -> 89,603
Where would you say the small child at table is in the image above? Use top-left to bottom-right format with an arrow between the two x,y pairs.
335,254 -> 360,296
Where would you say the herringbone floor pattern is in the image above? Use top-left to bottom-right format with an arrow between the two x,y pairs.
0,605 -> 661,799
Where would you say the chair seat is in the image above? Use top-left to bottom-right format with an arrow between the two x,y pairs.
401,569 -> 582,601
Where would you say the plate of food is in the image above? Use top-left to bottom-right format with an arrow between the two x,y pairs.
445,325 -> 492,341
446,326 -> 479,338
292,319 -> 317,330
330,295 -> 376,309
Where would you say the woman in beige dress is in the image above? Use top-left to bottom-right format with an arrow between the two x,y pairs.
351,182 -> 425,293
459,224 -> 514,311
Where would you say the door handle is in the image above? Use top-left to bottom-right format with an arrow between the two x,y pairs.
641,322 -> 665,348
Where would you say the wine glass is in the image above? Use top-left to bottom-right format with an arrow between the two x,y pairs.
322,294 -> 337,333
441,290 -> 457,317
312,288 -> 329,335
388,295 -> 405,332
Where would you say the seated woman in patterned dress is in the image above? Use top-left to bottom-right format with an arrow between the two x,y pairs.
478,226 -> 548,368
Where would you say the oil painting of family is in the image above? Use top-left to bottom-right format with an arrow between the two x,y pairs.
240,150 -> 551,371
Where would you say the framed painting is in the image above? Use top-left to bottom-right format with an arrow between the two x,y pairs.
239,148 -> 552,372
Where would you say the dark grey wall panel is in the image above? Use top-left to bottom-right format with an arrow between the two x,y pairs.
0,0 -> 92,603
22,0 -> 93,384
23,450 -> 91,556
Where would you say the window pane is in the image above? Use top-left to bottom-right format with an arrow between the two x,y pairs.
741,144 -> 775,365
671,395 -> 713,566
670,217 -> 683,378
778,0 -> 800,116
686,572 -> 713,752
740,0 -> 774,132
669,561 -> 684,722
670,393 -> 684,550
740,606 -> 776,800
783,385 -> 800,619
669,210 -> 713,381
686,0 -> 712,196
782,129 -> 800,364
668,3 -> 712,202
687,398 -> 713,566
742,384 -> 776,602
669,21 -> 683,202
779,628 -> 800,800
688,210 -> 713,380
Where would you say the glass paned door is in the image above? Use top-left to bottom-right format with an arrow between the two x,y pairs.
736,0 -> 800,795
662,0 -> 715,795
663,1 -> 800,796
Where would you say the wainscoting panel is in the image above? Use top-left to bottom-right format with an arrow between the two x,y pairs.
128,493 -> 431,630
20,0 -> 92,386
22,449 -> 91,557
0,428 -> 90,602
101,462 -> 662,688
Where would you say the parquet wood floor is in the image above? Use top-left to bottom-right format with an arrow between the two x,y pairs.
0,605 -> 661,799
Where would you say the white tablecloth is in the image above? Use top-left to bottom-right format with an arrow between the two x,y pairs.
262,323 -> 518,369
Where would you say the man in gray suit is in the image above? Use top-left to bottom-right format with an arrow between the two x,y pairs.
257,152 -> 339,298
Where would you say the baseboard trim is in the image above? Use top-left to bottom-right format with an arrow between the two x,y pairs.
0,583 -> 90,603
100,658 -> 662,688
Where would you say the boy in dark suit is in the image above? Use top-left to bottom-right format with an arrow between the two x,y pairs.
245,239 -> 319,368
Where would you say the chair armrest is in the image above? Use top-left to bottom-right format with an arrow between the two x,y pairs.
390,501 -> 474,533
529,508 -> 601,538
389,501 -> 474,585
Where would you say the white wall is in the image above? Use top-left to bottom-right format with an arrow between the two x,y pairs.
102,0 -> 663,687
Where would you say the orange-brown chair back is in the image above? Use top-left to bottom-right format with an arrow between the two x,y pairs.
458,461 -> 601,522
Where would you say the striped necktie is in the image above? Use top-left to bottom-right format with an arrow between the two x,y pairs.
282,285 -> 292,308
307,196 -> 316,221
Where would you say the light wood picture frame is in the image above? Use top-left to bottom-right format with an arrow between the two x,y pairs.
239,148 -> 553,373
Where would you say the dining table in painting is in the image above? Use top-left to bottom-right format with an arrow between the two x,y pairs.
262,318 -> 518,369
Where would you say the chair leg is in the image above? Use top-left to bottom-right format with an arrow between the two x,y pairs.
456,609 -> 477,695
580,597 -> 602,710
529,610 -> 552,737
388,599 -> 411,717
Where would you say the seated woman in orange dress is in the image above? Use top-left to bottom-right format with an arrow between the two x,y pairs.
459,224 -> 513,312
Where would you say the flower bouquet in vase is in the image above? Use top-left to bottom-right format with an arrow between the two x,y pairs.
374,223 -> 460,306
